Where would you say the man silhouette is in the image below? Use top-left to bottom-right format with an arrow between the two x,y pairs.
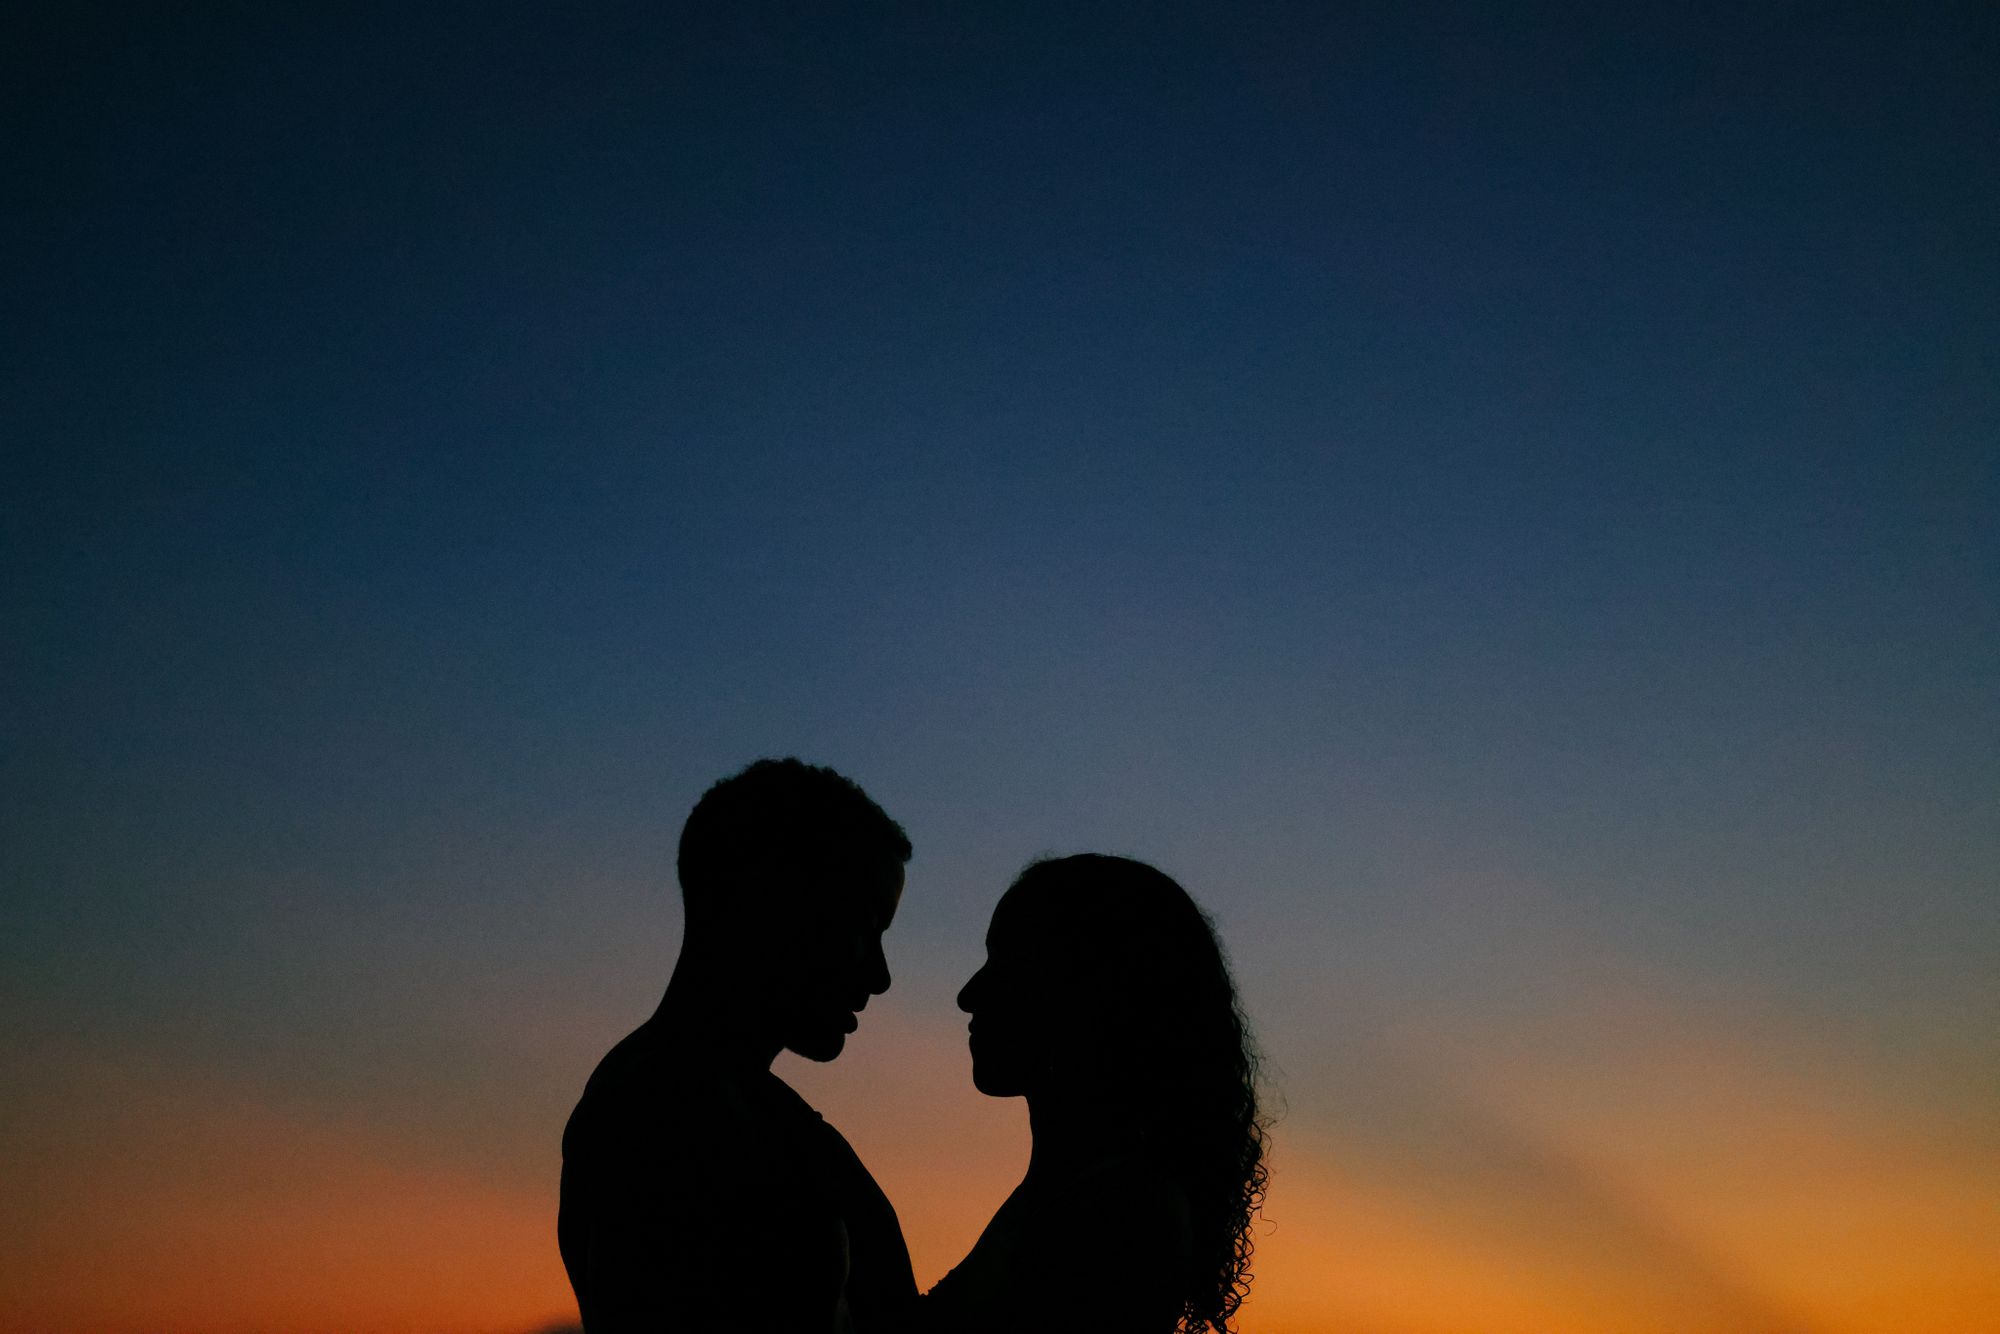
559,758 -> 916,1332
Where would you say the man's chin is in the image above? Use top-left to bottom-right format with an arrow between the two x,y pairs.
785,1029 -> 848,1063
970,1065 -> 1021,1098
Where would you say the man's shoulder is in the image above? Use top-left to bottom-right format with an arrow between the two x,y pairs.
562,1025 -> 743,1165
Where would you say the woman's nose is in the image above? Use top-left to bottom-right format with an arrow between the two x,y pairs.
956,965 -> 985,1013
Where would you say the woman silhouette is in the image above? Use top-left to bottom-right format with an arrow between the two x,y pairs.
921,855 -> 1269,1333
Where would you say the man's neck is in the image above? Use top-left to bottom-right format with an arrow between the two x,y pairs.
650,953 -> 785,1071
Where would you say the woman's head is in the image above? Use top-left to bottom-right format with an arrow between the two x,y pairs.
957,854 -> 1269,1333
957,855 -> 1219,1098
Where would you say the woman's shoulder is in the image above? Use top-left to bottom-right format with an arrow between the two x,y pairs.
1074,1153 -> 1194,1258
921,1164 -> 1190,1333
1035,1155 -> 1193,1331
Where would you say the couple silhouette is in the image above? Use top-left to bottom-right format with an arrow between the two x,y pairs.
558,758 -> 1268,1333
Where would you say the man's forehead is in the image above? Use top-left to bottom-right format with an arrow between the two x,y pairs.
825,858 -> 903,918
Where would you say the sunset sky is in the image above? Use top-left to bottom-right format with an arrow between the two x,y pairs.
4,4 -> 1996,1332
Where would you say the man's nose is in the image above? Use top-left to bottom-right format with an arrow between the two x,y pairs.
864,936 -> 891,996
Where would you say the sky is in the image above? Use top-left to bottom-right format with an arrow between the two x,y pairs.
3,2 -> 1996,1331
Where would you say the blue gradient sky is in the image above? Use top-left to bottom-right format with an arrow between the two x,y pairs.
5,4 -> 1996,1330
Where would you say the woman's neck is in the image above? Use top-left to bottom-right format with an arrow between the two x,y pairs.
1025,1090 -> 1144,1183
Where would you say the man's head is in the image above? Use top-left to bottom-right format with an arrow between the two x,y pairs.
676,758 -> 911,1061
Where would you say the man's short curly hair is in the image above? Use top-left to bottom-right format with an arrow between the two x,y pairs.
676,758 -> 911,927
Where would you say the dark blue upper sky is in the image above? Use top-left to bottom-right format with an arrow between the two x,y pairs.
5,0 -> 1996,1180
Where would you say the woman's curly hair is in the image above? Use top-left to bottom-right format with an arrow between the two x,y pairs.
1006,855 -> 1272,1333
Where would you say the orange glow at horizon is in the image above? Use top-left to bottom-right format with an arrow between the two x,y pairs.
7,987 -> 1995,1334
1,1050 -> 576,1334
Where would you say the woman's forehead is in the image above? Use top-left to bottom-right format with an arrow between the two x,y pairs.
987,879 -> 1064,940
